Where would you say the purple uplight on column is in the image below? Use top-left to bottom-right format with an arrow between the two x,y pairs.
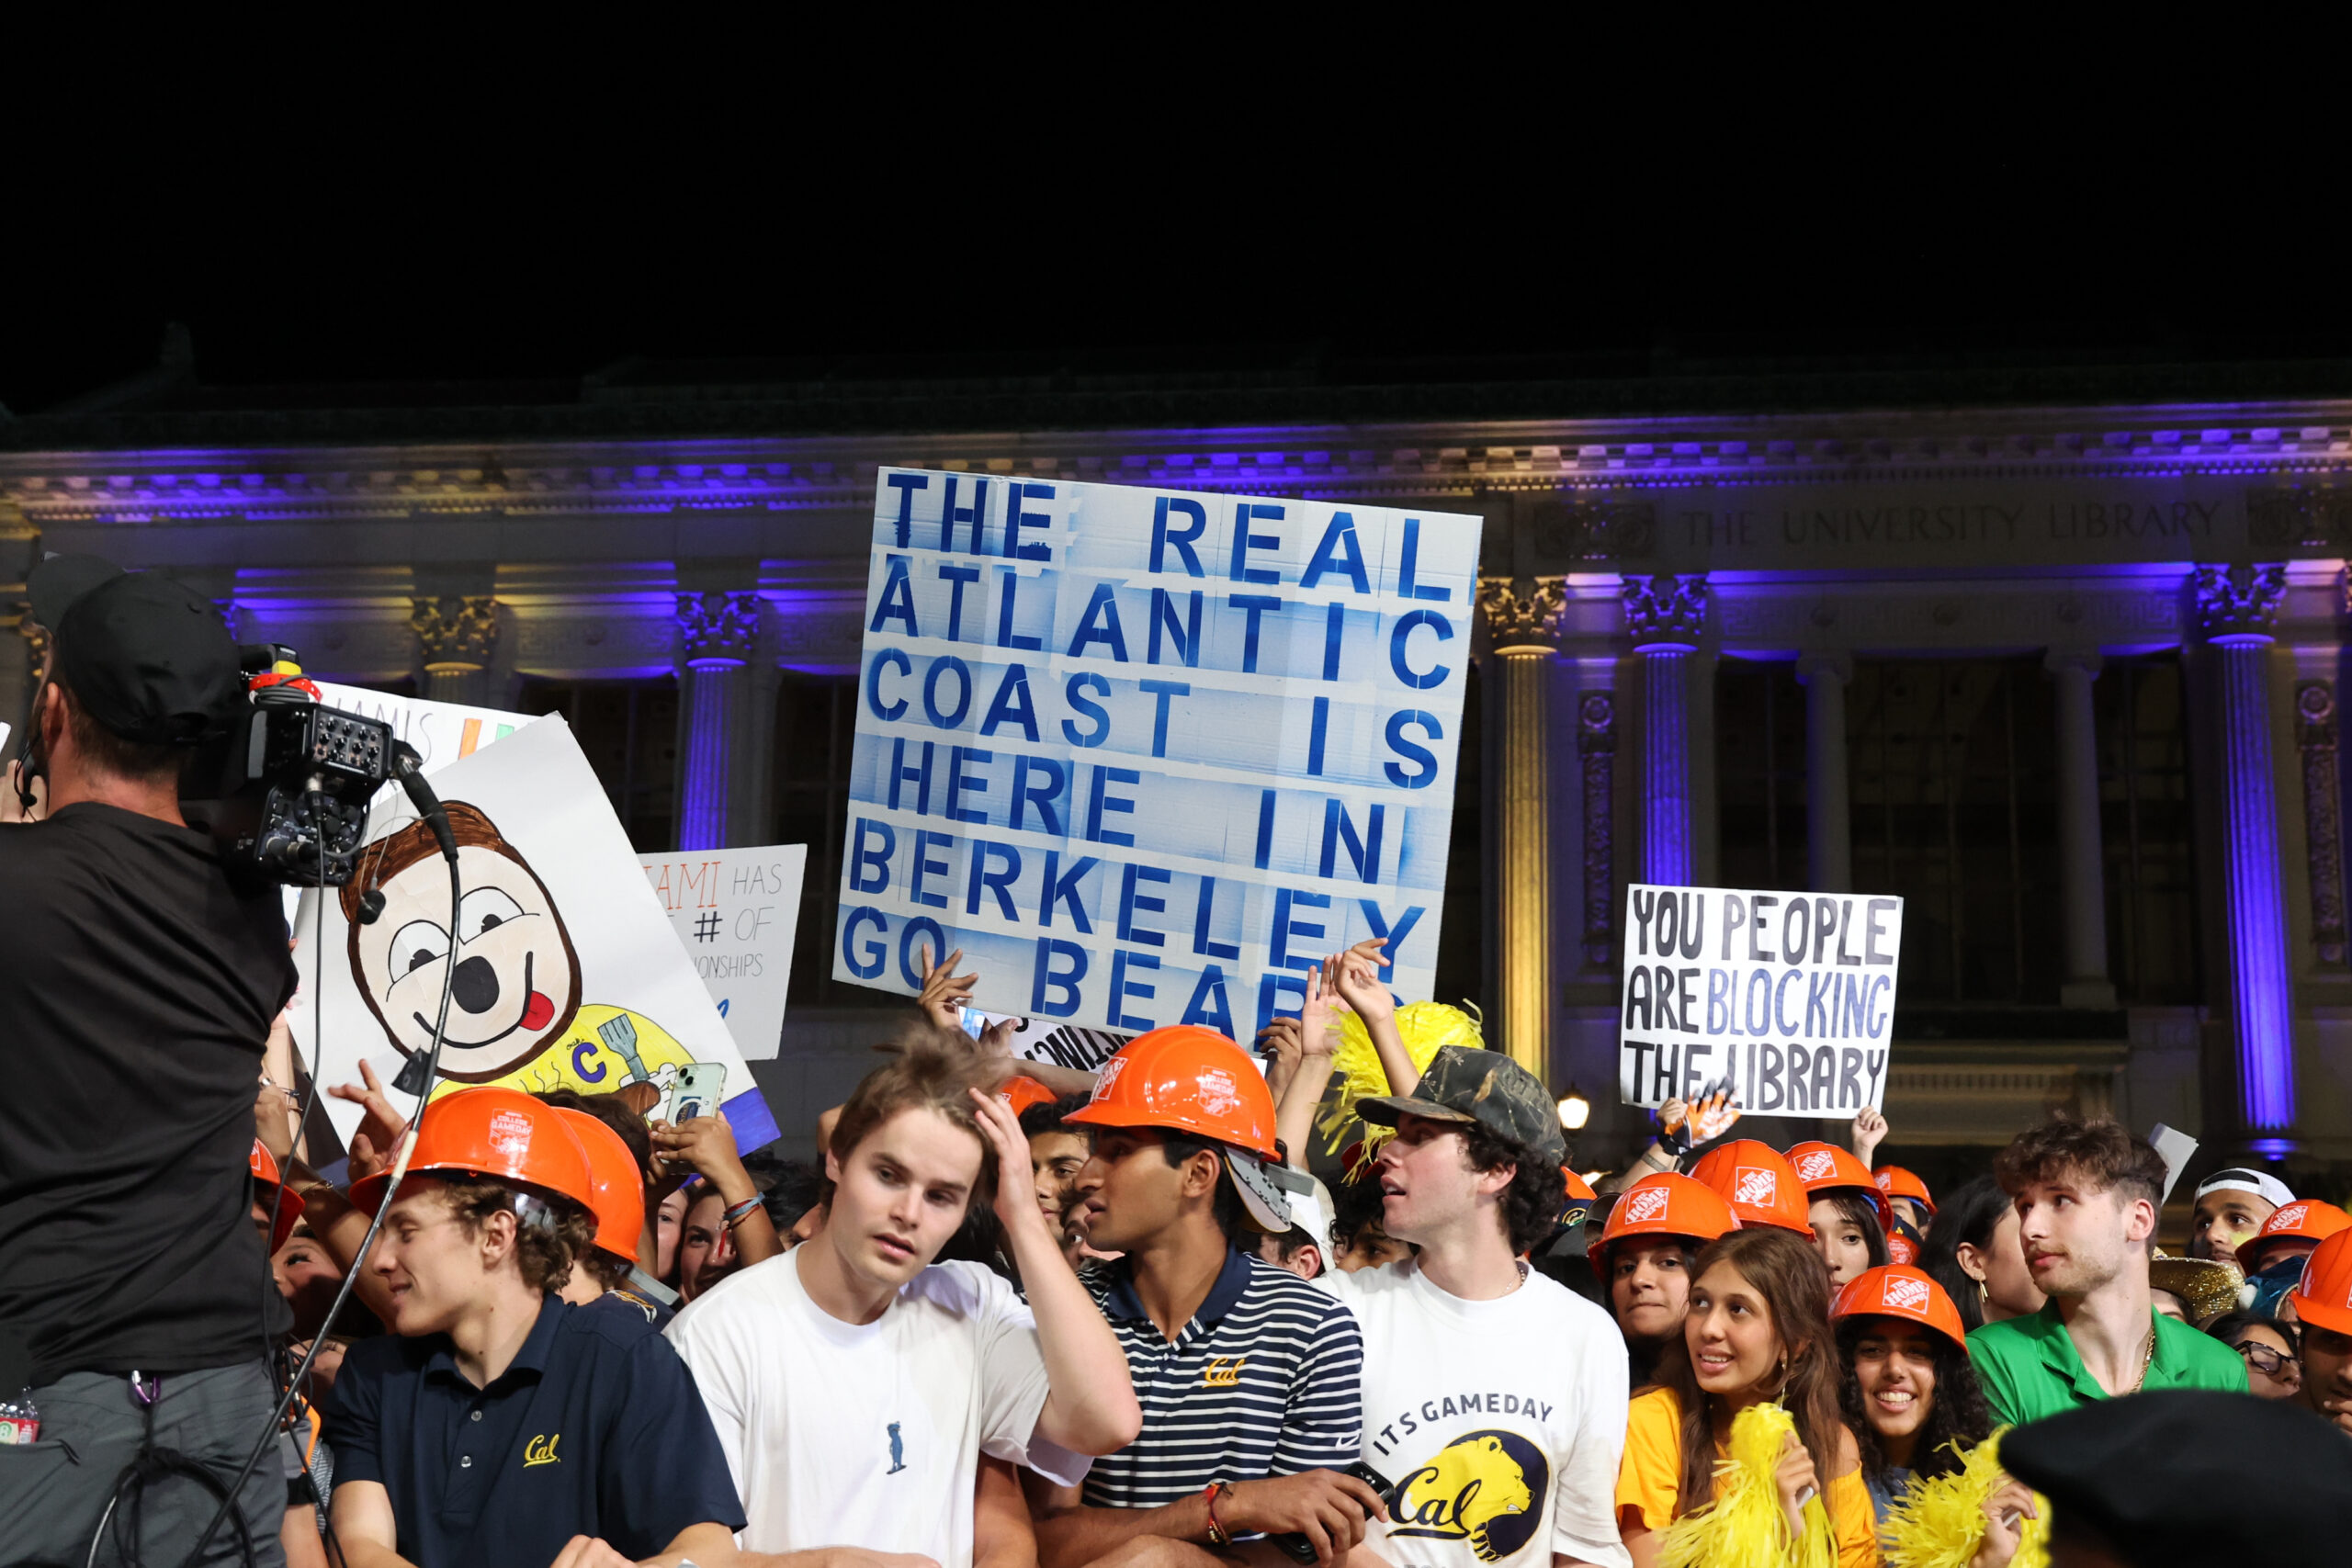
676,591 -> 762,852
1623,574 -> 1709,886
2196,564 -> 2296,1137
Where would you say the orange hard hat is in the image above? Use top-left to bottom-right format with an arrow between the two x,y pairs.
550,1107 -> 647,1263
2288,1227 -> 2352,1336
1832,1264 -> 1967,1349
1690,1139 -> 1815,1235
1873,1165 -> 1936,1215
1000,1077 -> 1059,1119
2240,1199 -> 2352,1271
1062,1025 -> 1278,1160
1565,1168 -> 1598,1201
349,1086 -> 595,1216
1592,1172 -> 1740,1280
1787,1141 -> 1888,1223
251,1139 -> 304,1252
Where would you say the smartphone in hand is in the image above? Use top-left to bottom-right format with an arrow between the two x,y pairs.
673,1062 -> 726,1122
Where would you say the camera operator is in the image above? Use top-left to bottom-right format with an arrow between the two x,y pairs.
0,557 -> 300,1565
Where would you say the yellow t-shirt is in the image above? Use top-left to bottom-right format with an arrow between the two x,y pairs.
1614,1386 -> 1878,1568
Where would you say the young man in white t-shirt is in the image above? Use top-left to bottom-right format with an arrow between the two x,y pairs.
666,1036 -> 1141,1568
1300,962 -> 1631,1568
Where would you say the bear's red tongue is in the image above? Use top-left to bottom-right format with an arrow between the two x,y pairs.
522,991 -> 555,1031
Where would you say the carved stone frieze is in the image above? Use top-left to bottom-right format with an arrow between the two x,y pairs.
2297,680 -> 2346,966
1577,691 -> 1616,968
1716,588 -> 2181,646
2191,563 -> 2287,642
411,595 -> 501,668
1476,576 -> 1565,651
2247,487 -> 2352,550
1621,573 -> 1710,649
1527,496 -> 1656,563
678,591 -> 762,665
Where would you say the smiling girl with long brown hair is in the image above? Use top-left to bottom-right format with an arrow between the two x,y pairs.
1615,1227 -> 1876,1567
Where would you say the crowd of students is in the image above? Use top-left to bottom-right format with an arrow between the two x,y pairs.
14,556 -> 2351,1568
194,939 -> 2352,1568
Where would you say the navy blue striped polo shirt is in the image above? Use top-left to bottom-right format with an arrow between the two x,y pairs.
1082,1247 -> 1364,1508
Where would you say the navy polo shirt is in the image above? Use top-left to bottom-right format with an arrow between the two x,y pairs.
326,1293 -> 744,1567
1082,1247 -> 1363,1510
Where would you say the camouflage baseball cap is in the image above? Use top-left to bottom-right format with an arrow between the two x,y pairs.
1355,1046 -> 1566,1167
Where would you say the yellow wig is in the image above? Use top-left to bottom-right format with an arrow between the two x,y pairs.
1317,1001 -> 1485,1171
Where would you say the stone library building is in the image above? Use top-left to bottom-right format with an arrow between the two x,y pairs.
5,348 -> 2347,1186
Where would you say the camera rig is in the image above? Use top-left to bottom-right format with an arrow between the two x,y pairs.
179,646 -> 396,887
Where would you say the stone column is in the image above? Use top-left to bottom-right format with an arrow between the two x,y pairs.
1623,575 -> 1710,886
1795,651 -> 1853,894
1476,575 -> 1566,1087
2196,564 -> 2296,1143
2047,649 -> 2116,1008
410,596 -> 500,707
677,590 -> 761,852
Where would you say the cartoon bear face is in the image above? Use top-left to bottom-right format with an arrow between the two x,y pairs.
345,803 -> 582,1082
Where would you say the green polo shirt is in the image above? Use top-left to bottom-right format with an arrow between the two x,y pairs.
1966,1298 -> 2248,1427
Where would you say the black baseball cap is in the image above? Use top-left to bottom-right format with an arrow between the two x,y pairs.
2002,1389 -> 2352,1566
1356,1045 -> 1568,1168
29,553 -> 245,746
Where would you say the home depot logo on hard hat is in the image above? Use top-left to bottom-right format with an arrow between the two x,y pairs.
1874,1170 -> 1893,1191
2274,1202 -> 2312,1233
1092,1057 -> 1130,1100
1734,1168 -> 1780,1208
1794,1149 -> 1838,1183
1623,1185 -> 1672,1224
1883,1274 -> 1933,1314
1195,1067 -> 1243,1119
489,1109 -> 535,1160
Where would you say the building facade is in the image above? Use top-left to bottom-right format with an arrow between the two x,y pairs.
5,362 -> 2347,1174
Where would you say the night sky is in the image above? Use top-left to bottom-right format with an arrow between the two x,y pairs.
6,118 -> 2343,416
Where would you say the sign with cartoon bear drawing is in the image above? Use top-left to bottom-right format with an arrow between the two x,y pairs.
296,713 -> 781,1152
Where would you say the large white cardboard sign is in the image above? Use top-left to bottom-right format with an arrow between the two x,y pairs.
297,715 -> 781,1150
833,468 -> 1482,1038
639,845 -> 808,1063
1618,885 -> 1905,1117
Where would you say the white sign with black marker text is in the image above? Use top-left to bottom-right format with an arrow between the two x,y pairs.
1617,884 -> 1904,1117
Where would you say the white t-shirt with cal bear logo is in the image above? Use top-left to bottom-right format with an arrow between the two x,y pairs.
1321,1261 -> 1631,1568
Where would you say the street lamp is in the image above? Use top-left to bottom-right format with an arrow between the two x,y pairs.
1557,1086 -> 1590,1132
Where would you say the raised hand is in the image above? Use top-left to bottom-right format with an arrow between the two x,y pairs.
1329,937 -> 1395,1024
1849,1106 -> 1890,1165
330,1060 -> 410,1180
915,944 -> 979,1032
1687,1081 -> 1742,1145
969,1087 -> 1053,1245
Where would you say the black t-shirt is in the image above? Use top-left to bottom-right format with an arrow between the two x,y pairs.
0,803 -> 297,1383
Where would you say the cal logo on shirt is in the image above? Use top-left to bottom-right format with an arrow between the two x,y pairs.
1391,1429 -> 1548,1564
1203,1357 -> 1246,1387
524,1434 -> 561,1467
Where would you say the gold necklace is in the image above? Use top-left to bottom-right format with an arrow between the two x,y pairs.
2127,1321 -> 2156,1394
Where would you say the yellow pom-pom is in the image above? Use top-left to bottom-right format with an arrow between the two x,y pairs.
1654,1403 -> 1837,1568
1881,1428 -> 2051,1568
1316,1001 -> 1484,1167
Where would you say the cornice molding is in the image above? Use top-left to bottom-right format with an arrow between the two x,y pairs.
1,403 -> 2347,528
